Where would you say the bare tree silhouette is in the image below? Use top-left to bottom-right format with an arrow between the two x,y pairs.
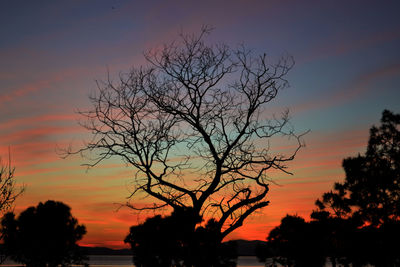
70,26 -> 305,242
0,149 -> 24,264
0,149 -> 24,216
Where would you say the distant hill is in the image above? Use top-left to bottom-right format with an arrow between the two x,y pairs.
80,240 -> 267,256
231,239 -> 267,256
80,246 -> 131,255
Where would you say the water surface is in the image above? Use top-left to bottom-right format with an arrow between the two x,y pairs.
1,255 -> 264,267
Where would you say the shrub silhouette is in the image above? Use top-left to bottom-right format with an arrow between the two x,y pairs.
1,200 -> 87,267
266,215 -> 326,267
125,207 -> 237,267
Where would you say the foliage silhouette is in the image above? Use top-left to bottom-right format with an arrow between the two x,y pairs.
265,215 -> 326,267
316,109 -> 400,226
260,212 -> 390,267
314,109 -> 400,267
0,200 -> 87,267
125,208 -> 237,267
310,211 -> 365,267
258,110 -> 400,267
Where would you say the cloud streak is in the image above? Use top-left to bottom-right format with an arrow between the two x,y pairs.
293,63 -> 400,114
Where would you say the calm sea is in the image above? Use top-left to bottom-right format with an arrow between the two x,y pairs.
1,255 -> 265,267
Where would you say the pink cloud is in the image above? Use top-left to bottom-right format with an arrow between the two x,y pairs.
0,125 -> 82,146
0,113 -> 77,131
0,83 -> 43,105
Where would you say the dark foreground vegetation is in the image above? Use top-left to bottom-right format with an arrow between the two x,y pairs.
0,200 -> 87,267
125,208 -> 238,267
256,110 -> 400,267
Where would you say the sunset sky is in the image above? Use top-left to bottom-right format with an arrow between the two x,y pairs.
1,1 -> 400,248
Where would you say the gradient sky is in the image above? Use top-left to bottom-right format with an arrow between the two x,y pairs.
1,0 -> 400,248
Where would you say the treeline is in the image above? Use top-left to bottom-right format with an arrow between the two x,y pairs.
256,110 -> 400,267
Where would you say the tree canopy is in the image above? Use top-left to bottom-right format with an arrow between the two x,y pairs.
265,214 -> 326,267
257,110 -> 400,267
0,200 -> 87,267
124,208 -> 237,267
316,109 -> 400,226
